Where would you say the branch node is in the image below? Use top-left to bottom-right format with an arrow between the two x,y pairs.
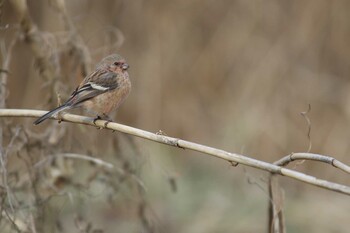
171,138 -> 185,149
229,161 -> 239,167
289,152 -> 294,161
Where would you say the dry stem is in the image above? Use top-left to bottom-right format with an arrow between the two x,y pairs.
0,109 -> 350,196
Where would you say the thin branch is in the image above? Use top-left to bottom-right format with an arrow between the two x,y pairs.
54,153 -> 114,169
268,105 -> 314,232
33,153 -> 146,191
1,109 -> 350,196
300,104 -> 312,153
0,28 -> 18,216
268,175 -> 286,233
274,152 -> 350,174
0,33 -> 18,108
0,127 -> 21,214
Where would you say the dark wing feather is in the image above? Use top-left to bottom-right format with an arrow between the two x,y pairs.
89,71 -> 119,90
66,72 -> 119,107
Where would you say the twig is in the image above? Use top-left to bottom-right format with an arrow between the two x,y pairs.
268,105 -> 314,232
300,104 -> 312,153
1,109 -> 350,195
0,34 -> 17,108
274,152 -> 350,174
0,127 -> 21,215
33,152 -> 146,191
0,26 -> 18,216
268,175 -> 285,233
2,208 -> 22,232
0,28 -> 18,202
57,153 -> 114,169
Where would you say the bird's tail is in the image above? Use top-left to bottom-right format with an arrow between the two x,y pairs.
33,104 -> 70,125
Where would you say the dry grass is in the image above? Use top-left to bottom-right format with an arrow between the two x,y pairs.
1,0 -> 350,232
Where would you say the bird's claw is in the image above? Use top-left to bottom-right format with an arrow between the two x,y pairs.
93,115 -> 112,129
93,115 -> 102,125
104,121 -> 111,128
57,112 -> 64,124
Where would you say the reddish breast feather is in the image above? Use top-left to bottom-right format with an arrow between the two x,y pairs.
81,71 -> 131,116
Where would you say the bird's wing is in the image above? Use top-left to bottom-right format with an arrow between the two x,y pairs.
67,71 -> 119,106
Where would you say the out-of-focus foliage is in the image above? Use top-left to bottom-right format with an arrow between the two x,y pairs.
1,0 -> 350,232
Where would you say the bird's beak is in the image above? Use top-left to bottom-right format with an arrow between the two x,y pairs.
122,63 -> 129,70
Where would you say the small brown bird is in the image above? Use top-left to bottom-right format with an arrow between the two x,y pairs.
34,54 -> 131,125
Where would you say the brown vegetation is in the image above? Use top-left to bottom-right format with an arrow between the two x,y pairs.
1,0 -> 350,232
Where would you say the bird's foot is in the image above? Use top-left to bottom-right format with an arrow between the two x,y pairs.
93,115 -> 113,129
57,112 -> 64,124
103,120 -> 112,128
93,115 -> 102,125
102,114 -> 113,128
93,116 -> 104,129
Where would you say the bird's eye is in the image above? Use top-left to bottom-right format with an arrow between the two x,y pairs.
114,62 -> 120,66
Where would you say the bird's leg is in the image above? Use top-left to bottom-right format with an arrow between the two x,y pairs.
93,114 -> 112,129
93,115 -> 102,125
101,114 -> 113,128
57,112 -> 64,124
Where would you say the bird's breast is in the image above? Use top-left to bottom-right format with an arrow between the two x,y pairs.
82,74 -> 131,115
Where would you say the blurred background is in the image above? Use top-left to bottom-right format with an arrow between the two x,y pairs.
1,0 -> 350,232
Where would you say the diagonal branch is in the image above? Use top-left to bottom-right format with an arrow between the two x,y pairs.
274,153 -> 350,174
1,108 -> 350,195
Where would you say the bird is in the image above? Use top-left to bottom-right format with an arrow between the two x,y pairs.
33,54 -> 131,125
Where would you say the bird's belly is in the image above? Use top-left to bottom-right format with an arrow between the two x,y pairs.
83,82 -> 131,116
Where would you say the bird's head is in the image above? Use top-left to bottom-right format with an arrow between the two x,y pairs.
97,54 -> 130,72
